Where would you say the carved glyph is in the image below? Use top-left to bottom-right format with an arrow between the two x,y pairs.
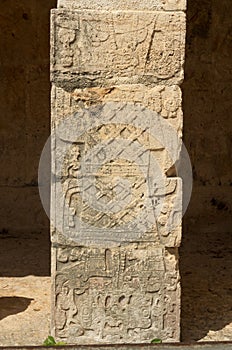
51,11 -> 186,87
58,0 -> 186,11
52,85 -> 183,138
51,0 -> 186,344
52,245 -> 180,343
51,89 -> 182,247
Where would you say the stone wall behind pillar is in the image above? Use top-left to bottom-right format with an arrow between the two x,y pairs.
0,0 -> 56,236
181,0 -> 232,341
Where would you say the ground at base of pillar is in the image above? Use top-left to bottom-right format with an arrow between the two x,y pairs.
0,277 -> 50,346
0,230 -> 232,346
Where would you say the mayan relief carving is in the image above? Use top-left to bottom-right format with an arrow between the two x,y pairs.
51,11 -> 186,87
52,85 -> 183,138
55,143 -> 182,247
58,28 -> 76,67
53,245 -> 180,343
58,0 -> 186,12
51,98 -> 182,247
51,0 -> 186,344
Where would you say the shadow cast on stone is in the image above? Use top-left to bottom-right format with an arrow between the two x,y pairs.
181,0 -> 232,342
180,232 -> 232,341
0,297 -> 33,321
0,0 -> 57,277
0,233 -> 50,277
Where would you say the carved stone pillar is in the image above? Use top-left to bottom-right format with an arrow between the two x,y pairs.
51,0 -> 186,344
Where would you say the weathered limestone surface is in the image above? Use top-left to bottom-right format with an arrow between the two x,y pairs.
53,85 -> 183,133
58,0 -> 187,11
51,10 -> 186,87
51,0 -> 186,344
51,85 -> 183,249
53,245 -> 180,343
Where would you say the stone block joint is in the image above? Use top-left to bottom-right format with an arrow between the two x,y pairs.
50,0 -> 186,344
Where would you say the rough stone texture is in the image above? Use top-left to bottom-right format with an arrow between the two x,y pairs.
51,85 -> 183,248
0,277 -> 50,346
53,85 -> 183,135
0,232 -> 50,277
3,345 -> 232,350
51,90 -> 183,342
181,231 -> 232,342
51,10 -> 186,87
0,0 -> 231,346
51,0 -> 185,344
58,0 -> 187,11
53,245 -> 180,343
180,0 -> 232,342
0,0 -> 56,237
53,173 -> 182,248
